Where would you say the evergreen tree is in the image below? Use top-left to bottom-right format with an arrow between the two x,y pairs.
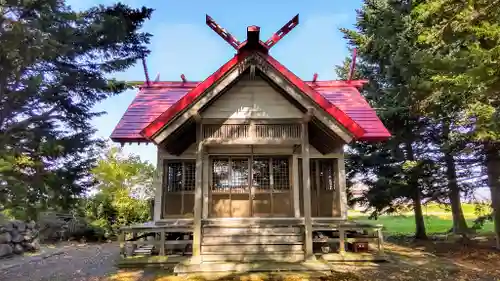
338,0 -> 434,239
414,0 -> 500,248
0,0 -> 153,219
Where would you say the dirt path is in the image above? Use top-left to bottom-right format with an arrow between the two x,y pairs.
1,238 -> 499,281
0,243 -> 119,281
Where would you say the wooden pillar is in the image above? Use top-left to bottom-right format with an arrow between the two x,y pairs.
202,154 -> 210,219
153,148 -> 163,221
192,121 -> 203,262
331,158 -> 339,217
314,160 -> 320,216
336,154 -> 348,220
292,154 -> 300,218
301,121 -> 313,258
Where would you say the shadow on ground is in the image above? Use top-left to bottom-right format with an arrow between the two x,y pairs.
105,235 -> 500,281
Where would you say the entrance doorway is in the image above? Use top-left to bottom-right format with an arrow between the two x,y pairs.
209,156 -> 292,218
298,158 -> 340,217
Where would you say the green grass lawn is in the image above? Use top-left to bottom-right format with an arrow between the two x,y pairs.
348,203 -> 494,235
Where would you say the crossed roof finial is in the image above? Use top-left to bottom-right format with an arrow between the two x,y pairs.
206,14 -> 299,53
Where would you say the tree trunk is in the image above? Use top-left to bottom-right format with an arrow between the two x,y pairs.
406,140 -> 428,240
484,142 -> 500,249
444,152 -> 469,234
442,122 -> 469,234
413,187 -> 428,239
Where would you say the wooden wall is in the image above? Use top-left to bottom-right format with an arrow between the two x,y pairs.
155,143 -> 345,220
201,75 -> 303,119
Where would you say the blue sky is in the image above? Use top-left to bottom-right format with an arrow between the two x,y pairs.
69,0 -> 362,164
66,1 -> 492,201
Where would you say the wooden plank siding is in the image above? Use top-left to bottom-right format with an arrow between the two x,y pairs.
201,75 -> 303,120
200,225 -> 305,262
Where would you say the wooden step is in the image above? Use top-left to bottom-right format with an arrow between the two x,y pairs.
201,244 -> 303,254
201,252 -> 305,263
134,245 -> 154,255
203,226 -> 302,236
203,218 -> 303,227
202,235 -> 303,245
174,260 -> 332,275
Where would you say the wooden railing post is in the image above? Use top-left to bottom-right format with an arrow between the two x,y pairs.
377,227 -> 384,255
339,227 -> 346,254
160,229 -> 166,256
119,230 -> 125,257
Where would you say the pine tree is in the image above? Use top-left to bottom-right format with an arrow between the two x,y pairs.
338,0 -> 435,239
0,0 -> 153,219
414,0 -> 500,248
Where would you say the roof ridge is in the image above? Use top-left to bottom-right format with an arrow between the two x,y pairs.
132,80 -> 366,90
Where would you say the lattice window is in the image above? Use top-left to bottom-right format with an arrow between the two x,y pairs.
211,157 -> 290,192
253,158 -> 270,190
211,158 -> 249,193
272,158 -> 290,191
212,159 -> 230,192
164,160 -> 196,192
230,158 -> 249,193
253,157 -> 289,191
184,161 -> 196,192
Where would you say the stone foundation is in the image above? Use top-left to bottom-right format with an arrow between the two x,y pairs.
0,220 -> 40,258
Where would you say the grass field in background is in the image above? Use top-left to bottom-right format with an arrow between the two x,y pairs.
348,203 -> 494,235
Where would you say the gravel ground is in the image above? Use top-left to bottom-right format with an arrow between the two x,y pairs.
2,239 -> 499,281
0,243 -> 120,281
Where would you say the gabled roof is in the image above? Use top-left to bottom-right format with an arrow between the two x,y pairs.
110,67 -> 390,143
110,15 -> 391,144
110,82 -> 198,142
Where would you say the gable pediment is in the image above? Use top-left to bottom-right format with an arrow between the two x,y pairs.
201,73 -> 303,119
148,53 -> 356,145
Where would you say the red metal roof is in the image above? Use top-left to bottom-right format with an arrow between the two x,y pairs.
110,71 -> 390,143
263,53 -> 366,139
140,52 -> 374,141
313,85 -> 390,141
110,15 -> 390,144
110,82 -> 197,142
141,54 -> 242,138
